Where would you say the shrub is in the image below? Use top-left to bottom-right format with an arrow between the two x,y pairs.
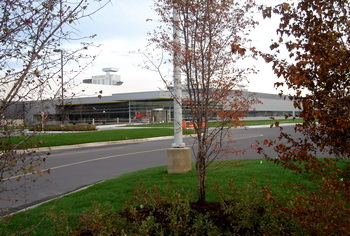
212,179 -> 303,235
71,202 -> 132,236
29,124 -> 96,132
70,181 -> 304,235
278,160 -> 350,235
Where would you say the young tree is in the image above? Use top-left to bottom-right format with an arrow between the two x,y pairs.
259,0 -> 350,233
0,0 -> 108,213
149,0 -> 259,202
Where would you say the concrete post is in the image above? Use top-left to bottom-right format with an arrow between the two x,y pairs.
167,147 -> 191,174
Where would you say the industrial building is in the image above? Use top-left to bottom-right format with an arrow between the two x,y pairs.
2,63 -> 300,126
17,89 -> 299,125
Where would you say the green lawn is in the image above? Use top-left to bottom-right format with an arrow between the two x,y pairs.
243,118 -> 303,126
1,119 -> 302,150
1,128 -> 195,149
129,118 -> 303,127
1,159 -> 314,235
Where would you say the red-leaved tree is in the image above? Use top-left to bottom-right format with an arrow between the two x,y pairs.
149,0 -> 260,202
258,0 -> 350,234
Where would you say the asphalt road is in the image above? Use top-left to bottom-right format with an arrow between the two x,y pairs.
0,124 -> 322,215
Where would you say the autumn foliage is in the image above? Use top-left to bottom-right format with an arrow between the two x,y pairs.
258,0 -> 350,234
150,0 -> 259,202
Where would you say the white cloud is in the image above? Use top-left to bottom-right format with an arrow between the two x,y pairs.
64,0 -> 164,92
71,0 -> 288,95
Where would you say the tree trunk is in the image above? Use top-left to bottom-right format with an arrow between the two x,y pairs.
197,152 -> 206,203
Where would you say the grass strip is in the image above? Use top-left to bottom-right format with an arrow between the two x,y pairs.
1,119 -> 301,150
129,118 -> 303,127
1,128 -> 195,149
243,118 -> 303,126
1,159 -> 314,235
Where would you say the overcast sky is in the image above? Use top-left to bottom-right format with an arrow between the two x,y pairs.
71,0 -> 283,95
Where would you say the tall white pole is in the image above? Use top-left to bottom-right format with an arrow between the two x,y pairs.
60,50 -> 64,124
172,7 -> 185,148
167,6 -> 190,175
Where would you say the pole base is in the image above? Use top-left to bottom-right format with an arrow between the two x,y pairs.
167,147 -> 191,174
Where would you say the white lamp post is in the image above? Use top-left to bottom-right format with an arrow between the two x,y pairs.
167,6 -> 191,174
172,7 -> 185,148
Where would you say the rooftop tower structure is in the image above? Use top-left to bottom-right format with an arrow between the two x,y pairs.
83,68 -> 123,86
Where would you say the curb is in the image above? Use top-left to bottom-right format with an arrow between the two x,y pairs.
32,123 -> 298,152
33,135 -> 193,152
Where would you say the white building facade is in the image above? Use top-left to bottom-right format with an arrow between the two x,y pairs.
17,89 -> 300,125
83,68 -> 123,86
